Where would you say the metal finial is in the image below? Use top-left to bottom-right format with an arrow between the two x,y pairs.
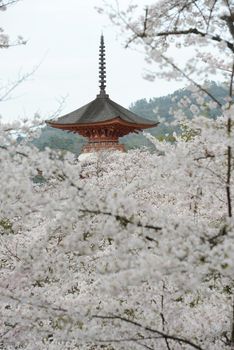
99,34 -> 106,94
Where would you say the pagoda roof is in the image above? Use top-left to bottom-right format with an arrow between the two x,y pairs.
49,93 -> 157,127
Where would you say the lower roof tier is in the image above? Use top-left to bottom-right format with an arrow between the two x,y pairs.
47,117 -> 159,141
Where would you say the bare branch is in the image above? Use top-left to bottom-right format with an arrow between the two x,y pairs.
49,95 -> 68,120
231,296 -> 234,349
160,281 -> 172,350
225,60 -> 234,217
94,315 -> 205,350
79,208 -> 162,235
221,0 -> 234,39
0,65 -> 39,102
136,342 -> 155,350
94,335 -> 161,345
207,0 -> 218,32
143,7 -> 149,37
157,50 -> 223,108
193,2 -> 208,26
0,145 -> 28,158
1,241 -> 21,261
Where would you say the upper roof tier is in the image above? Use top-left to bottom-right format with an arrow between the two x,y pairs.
48,35 -> 158,128
52,93 -> 157,126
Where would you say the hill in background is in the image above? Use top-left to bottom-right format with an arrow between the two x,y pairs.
33,82 -> 227,154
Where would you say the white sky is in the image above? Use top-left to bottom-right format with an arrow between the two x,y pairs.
1,0 -> 184,122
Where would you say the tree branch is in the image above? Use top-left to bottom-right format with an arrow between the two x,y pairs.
158,51 -> 223,108
160,281 -> 172,350
94,314 -> 205,350
226,60 -> 234,217
154,28 -> 234,54
0,65 -> 38,102
0,145 -> 28,158
207,0 -> 218,32
231,296 -> 234,349
221,0 -> 234,40
94,335 -> 161,348
0,0 -> 20,9
80,208 -> 162,235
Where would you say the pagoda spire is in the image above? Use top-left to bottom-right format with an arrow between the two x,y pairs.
99,34 -> 107,95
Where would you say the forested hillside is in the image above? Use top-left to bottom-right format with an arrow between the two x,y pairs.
34,81 -> 227,153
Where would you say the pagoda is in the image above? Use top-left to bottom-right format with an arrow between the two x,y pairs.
47,35 -> 158,152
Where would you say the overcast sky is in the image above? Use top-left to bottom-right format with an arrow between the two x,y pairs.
1,0 -> 184,122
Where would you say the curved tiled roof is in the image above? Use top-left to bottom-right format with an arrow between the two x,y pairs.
51,93 -> 157,126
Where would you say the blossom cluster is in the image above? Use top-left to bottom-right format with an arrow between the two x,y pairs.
0,110 -> 233,349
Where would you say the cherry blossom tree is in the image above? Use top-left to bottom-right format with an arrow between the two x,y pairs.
97,0 -> 234,219
94,0 -> 234,346
0,0 -> 29,103
0,0 -> 25,48
0,119 -> 233,349
1,1 -> 234,349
